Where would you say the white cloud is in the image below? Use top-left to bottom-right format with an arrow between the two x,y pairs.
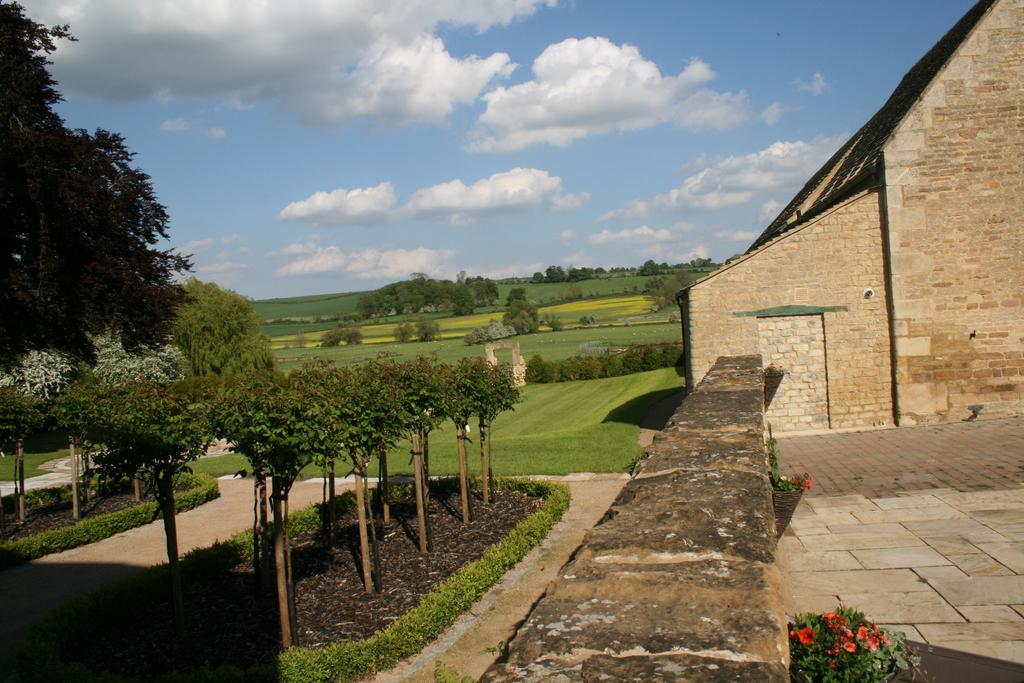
758,199 -> 782,222
403,168 -> 584,224
473,261 -> 544,279
38,1 -> 552,127
196,260 -> 248,276
160,118 -> 191,132
468,36 -> 750,152
275,245 -> 454,279
759,101 -> 790,126
207,127 -> 226,140
641,244 -> 709,263
602,135 -> 845,221
715,229 -> 758,241
559,229 -> 575,243
589,225 -> 673,245
797,72 -> 829,96
278,182 -> 397,225
180,234 -> 244,254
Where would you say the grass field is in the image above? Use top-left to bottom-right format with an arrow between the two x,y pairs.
268,294 -> 662,349
252,291 -> 364,321
272,321 -> 681,370
0,431 -> 70,482
191,366 -> 685,480
494,275 -> 659,304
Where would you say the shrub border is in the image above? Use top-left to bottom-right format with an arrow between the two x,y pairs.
18,477 -> 570,683
0,473 -> 220,572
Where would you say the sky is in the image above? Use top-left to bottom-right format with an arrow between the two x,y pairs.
25,0 -> 977,299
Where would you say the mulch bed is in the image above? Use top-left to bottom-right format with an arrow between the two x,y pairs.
70,487 -> 539,679
0,490 -> 152,543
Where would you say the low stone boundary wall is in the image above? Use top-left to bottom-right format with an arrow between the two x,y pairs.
483,355 -> 788,681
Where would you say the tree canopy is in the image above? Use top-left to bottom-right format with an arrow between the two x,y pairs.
172,279 -> 274,376
0,3 -> 189,365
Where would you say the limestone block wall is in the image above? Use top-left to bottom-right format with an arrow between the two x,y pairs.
482,355 -> 787,681
758,316 -> 830,431
685,191 -> 894,431
883,0 -> 1024,424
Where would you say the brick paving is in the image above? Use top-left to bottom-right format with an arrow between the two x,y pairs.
776,417 -> 1024,498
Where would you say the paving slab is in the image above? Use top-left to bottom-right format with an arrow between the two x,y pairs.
834,591 -> 964,624
947,553 -> 1015,576
852,546 -> 951,569
930,576 -> 1024,606
799,529 -> 925,552
959,606 -> 1024,622
917,622 -> 1024,642
783,550 -> 863,572
787,569 -> 931,595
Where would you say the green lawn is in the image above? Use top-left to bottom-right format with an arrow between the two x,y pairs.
0,431 -> 70,481
272,321 -> 681,370
252,290 -> 364,321
192,366 -> 685,479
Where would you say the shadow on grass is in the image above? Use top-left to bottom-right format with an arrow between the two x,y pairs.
602,386 -> 685,428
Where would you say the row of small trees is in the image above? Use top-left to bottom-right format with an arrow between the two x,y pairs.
0,357 -> 519,650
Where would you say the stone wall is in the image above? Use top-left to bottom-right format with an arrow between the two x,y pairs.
883,0 -> 1024,424
684,191 -> 895,431
758,315 -> 830,431
483,355 -> 788,681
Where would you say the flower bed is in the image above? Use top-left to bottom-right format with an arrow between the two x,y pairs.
0,473 -> 219,571
19,477 -> 570,683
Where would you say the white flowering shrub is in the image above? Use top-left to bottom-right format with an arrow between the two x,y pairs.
464,321 -> 517,345
0,350 -> 77,399
91,333 -> 186,386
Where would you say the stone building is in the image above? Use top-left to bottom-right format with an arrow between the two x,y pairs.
678,0 -> 1023,432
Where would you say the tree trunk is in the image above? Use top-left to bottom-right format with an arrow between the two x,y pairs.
353,466 -> 373,593
378,445 -> 390,525
455,424 -> 471,524
82,451 -> 90,504
157,473 -> 185,639
70,438 -> 80,520
479,418 -> 490,505
271,477 -> 294,648
422,427 -> 431,508
16,440 -> 25,524
133,473 -> 141,502
284,494 -> 297,640
327,458 -> 336,547
411,433 -> 428,554
365,474 -> 382,592
257,469 -> 271,591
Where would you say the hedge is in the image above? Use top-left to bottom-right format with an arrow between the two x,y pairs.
0,472 -> 220,572
526,342 -> 683,383
19,478 -> 570,683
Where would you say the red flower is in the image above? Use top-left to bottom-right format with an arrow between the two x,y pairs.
843,641 -> 857,653
796,627 -> 815,645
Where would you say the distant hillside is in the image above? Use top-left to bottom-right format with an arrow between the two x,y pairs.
251,291 -> 365,321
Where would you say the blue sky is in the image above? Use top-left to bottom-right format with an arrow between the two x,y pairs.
29,0 -> 976,298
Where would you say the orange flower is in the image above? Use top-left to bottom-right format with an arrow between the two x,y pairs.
843,641 -> 857,653
857,626 -> 869,640
796,627 -> 815,645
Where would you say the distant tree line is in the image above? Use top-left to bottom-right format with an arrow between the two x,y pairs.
355,272 -> 498,319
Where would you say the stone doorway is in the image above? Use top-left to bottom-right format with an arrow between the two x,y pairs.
758,314 -> 830,432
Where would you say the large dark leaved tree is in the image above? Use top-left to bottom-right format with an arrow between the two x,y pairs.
1,3 -> 188,365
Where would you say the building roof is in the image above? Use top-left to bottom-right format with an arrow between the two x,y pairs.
745,0 -> 998,254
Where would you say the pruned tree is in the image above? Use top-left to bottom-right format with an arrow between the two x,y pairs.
0,388 -> 43,527
50,378 -> 108,519
468,361 -> 520,504
289,361 -> 352,548
258,378 -> 319,648
92,379 -> 215,639
444,360 -> 478,524
390,359 -> 448,553
338,362 -> 404,592
214,369 -> 287,591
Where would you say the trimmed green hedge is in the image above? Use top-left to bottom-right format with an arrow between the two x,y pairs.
0,473 -> 220,571
526,342 -> 682,383
19,478 -> 570,683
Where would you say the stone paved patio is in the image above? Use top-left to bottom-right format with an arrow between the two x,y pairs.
777,417 -> 1024,498
777,417 -> 1024,663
